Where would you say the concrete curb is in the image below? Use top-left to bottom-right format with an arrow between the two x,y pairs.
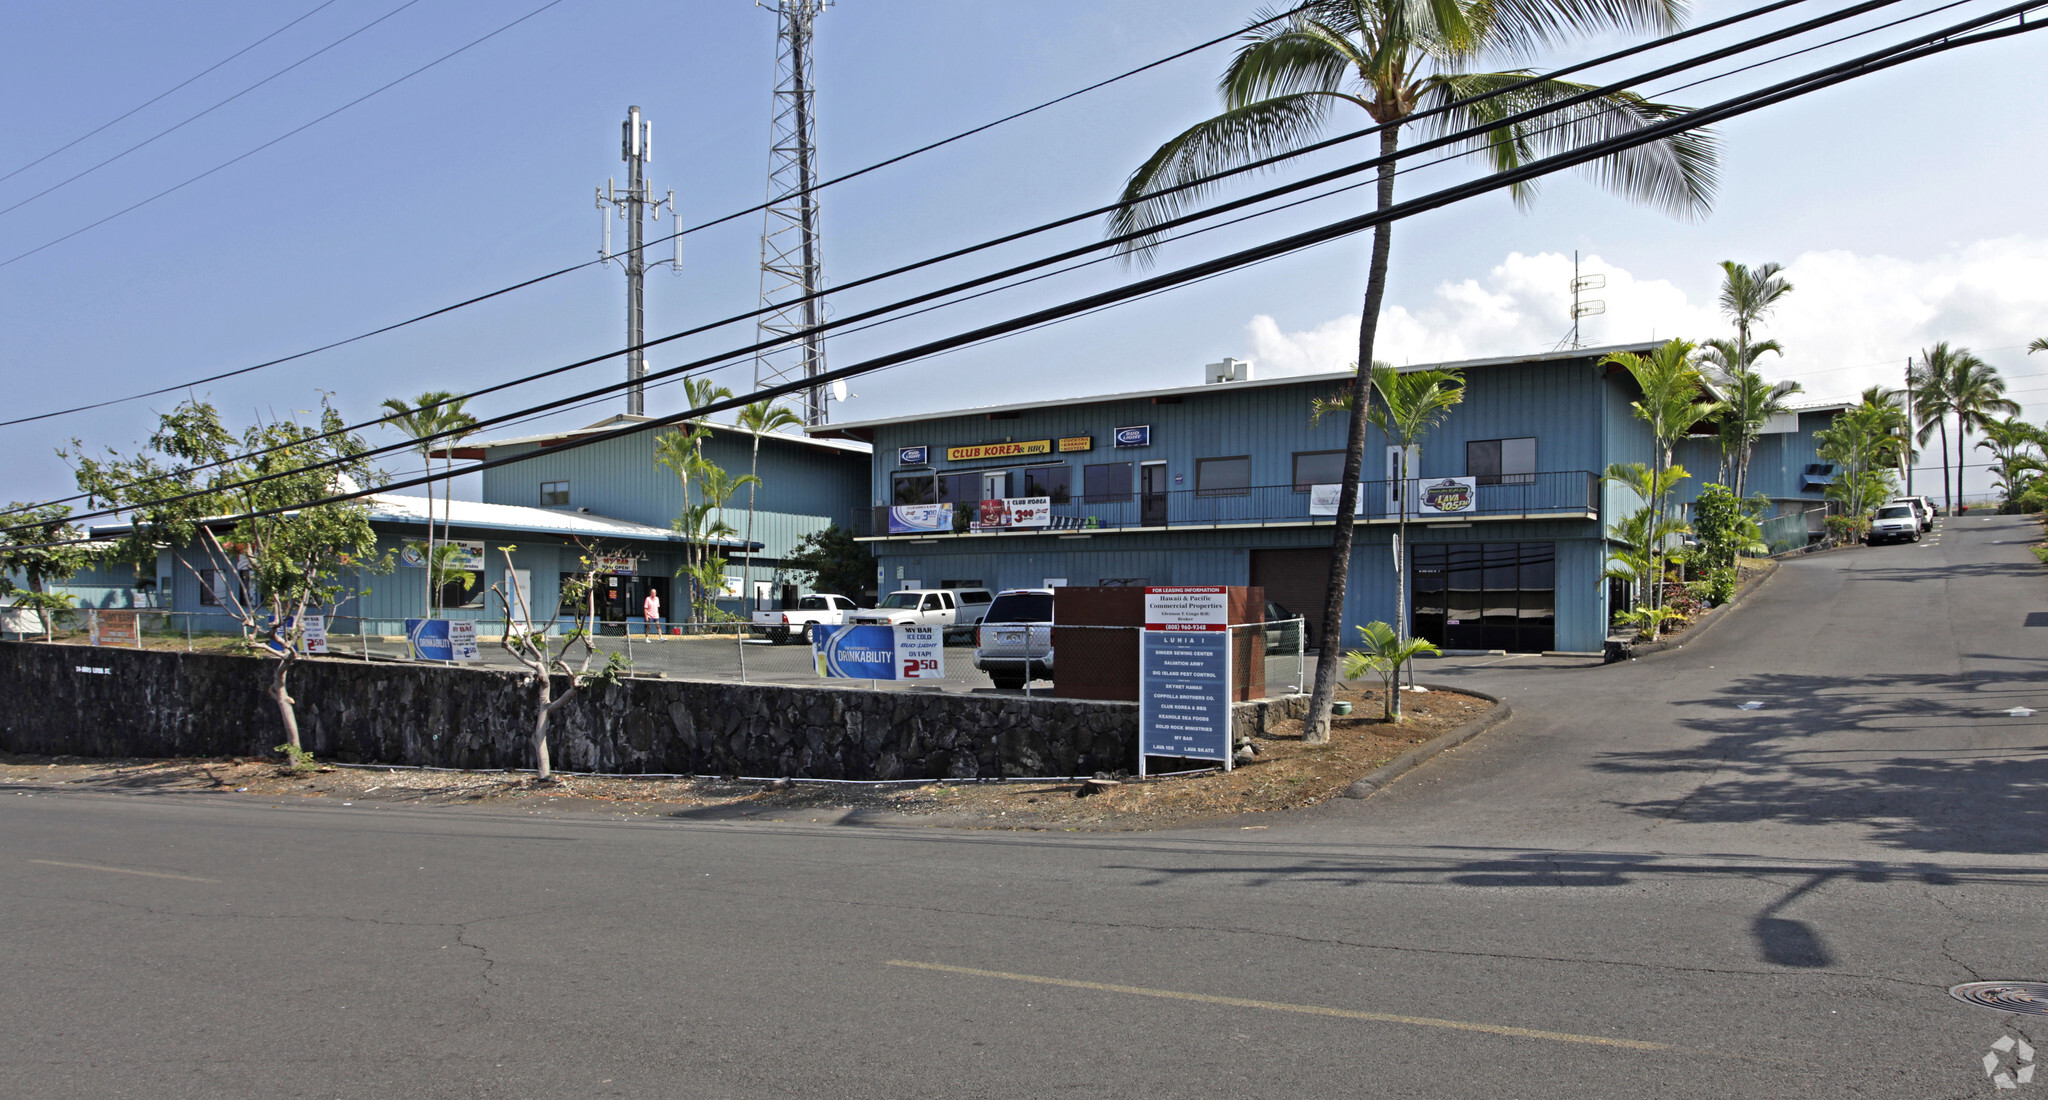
1618,557 -> 1781,661
1342,685 -> 1510,800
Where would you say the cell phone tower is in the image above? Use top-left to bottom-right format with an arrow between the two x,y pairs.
754,0 -> 831,425
597,105 -> 678,416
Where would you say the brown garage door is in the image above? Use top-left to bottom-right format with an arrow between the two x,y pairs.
1251,547 -> 1332,651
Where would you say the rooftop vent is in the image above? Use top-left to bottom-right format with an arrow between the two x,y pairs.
1205,357 -> 1254,384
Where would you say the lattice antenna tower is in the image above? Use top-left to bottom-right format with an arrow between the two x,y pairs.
1569,250 -> 1605,350
754,0 -> 831,425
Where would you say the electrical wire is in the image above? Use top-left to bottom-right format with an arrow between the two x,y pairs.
0,0 -> 346,187
15,0 -> 2038,548
4,0 -> 1910,524
0,0 -> 1825,431
0,0 -> 431,222
0,0 -> 571,274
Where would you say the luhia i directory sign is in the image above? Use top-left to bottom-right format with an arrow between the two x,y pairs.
1138,586 -> 1232,775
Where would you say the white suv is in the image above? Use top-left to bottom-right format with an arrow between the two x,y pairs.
1866,503 -> 1921,545
1886,495 -> 1934,531
973,589 -> 1054,691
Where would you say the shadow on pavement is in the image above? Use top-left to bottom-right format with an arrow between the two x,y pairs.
1588,670 -> 2048,855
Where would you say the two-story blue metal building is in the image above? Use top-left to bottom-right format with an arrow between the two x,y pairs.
810,342 -> 1790,656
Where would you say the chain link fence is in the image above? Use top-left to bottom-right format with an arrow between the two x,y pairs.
7,609 -> 1308,701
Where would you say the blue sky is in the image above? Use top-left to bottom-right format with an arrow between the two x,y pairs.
2,0 -> 2044,509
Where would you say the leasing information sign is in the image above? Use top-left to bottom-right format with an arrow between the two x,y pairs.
1139,586 -> 1232,770
813,624 -> 946,681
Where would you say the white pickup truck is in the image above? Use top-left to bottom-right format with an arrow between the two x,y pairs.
847,588 -> 995,644
752,593 -> 860,645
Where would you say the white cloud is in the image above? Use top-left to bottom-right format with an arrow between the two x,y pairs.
1246,241 -> 2048,406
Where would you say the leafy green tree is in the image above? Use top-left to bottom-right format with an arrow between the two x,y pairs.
491,544 -> 627,781
784,523 -> 877,603
0,502 -> 94,640
67,398 -> 388,750
1341,621 -> 1440,721
735,400 -> 803,617
1815,393 -> 1907,523
1973,416 -> 2045,510
1112,0 -> 1716,742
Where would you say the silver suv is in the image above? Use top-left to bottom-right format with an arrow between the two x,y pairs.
1867,503 -> 1921,545
973,589 -> 1053,691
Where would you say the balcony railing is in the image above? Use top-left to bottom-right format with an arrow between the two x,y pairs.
869,471 -> 1599,537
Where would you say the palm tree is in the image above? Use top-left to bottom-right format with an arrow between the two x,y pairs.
1974,416 -> 2044,511
1949,355 -> 2020,511
1601,460 -> 1690,632
1364,364 -> 1464,707
1341,621 -> 1441,721
1112,0 -> 1716,739
1910,345 -> 1963,515
1603,340 -> 1711,614
1700,334 -> 1800,496
381,391 -> 466,622
736,400 -> 803,617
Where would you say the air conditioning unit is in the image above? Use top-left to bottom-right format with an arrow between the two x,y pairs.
1205,357 -> 1254,384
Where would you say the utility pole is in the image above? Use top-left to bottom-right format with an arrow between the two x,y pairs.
1904,356 -> 1915,495
755,0 -> 831,426
597,105 -> 677,417
1569,250 -> 1605,349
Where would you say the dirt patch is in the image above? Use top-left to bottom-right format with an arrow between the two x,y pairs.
0,687 -> 1493,830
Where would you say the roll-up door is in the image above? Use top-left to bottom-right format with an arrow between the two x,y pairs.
1250,547 -> 1332,651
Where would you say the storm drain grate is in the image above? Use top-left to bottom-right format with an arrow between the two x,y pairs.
1951,982 -> 2048,1015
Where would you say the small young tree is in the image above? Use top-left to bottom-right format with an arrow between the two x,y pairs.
736,400 -> 803,617
68,398 -> 388,751
783,523 -> 877,603
0,502 -> 93,640
1342,621 -> 1441,722
491,544 -> 628,780
1602,461 -> 1691,635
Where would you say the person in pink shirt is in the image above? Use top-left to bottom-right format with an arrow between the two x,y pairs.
642,588 -> 662,637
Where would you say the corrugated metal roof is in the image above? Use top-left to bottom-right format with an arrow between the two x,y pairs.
808,341 -> 1663,435
364,493 -> 754,549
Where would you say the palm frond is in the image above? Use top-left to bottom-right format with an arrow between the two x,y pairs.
1471,0 -> 1685,54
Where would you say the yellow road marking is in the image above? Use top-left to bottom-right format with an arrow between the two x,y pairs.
886,960 -> 1669,1051
30,859 -> 218,883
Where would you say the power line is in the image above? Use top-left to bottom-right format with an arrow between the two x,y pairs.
6,0 -> 1970,527
13,0 -> 1874,521
0,0 -> 571,274
0,0 -> 345,187
0,0 -> 1820,431
19,0 -> 2038,545
0,0 -> 430,222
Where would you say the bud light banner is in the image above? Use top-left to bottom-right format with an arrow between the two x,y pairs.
1417,476 -> 1478,515
813,624 -> 946,680
887,503 -> 953,534
1113,424 -> 1151,448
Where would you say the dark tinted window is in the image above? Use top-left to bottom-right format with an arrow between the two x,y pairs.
1197,456 -> 1252,496
1084,462 -> 1133,502
798,595 -> 827,610
1024,465 -> 1071,502
985,593 -> 1054,623
1293,451 -> 1344,492
957,590 -> 992,604
892,472 -> 936,504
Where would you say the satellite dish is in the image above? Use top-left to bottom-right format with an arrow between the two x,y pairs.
830,379 -> 849,402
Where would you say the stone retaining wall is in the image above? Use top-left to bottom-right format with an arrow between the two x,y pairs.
0,643 -> 1291,779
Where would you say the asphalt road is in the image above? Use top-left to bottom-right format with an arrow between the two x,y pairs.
5,514 -> 2045,1098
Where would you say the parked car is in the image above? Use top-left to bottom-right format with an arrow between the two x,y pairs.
848,587 -> 995,643
751,593 -> 859,645
1866,503 -> 1922,545
1887,495 -> 1935,531
1262,599 -> 1315,655
973,589 -> 1054,690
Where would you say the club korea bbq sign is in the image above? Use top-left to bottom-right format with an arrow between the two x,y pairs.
945,439 -> 1052,462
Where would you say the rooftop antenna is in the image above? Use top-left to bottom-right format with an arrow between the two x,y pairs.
1570,250 -> 1605,350
597,105 -> 678,417
754,0 -> 831,426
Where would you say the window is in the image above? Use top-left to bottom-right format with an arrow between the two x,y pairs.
892,472 -> 937,505
1197,455 -> 1252,496
1023,464 -> 1071,503
879,592 -> 922,609
1293,450 -> 1345,492
440,572 -> 486,609
198,568 -> 222,606
985,592 -> 1054,623
1467,438 -> 1536,485
937,473 -> 981,503
1084,462 -> 1133,503
540,481 -> 569,506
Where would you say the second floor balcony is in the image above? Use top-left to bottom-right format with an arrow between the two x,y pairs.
864,470 -> 1600,541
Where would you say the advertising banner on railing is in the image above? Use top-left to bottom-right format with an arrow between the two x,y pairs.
1308,483 -> 1368,517
887,503 -> 953,535
406,618 -> 479,661
975,496 -> 1052,529
812,624 -> 945,680
1417,476 -> 1479,515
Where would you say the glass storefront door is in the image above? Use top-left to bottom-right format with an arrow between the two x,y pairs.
1410,541 -> 1555,653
